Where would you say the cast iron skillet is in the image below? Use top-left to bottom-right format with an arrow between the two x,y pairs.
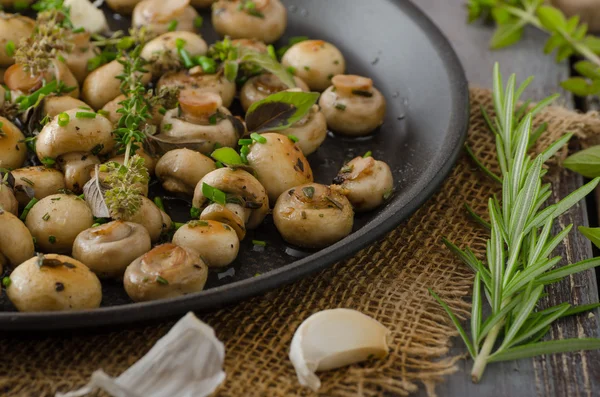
0,0 -> 469,330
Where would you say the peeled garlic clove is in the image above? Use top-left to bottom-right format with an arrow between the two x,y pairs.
64,0 -> 109,34
289,308 -> 391,391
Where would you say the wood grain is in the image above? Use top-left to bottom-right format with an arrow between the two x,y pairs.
415,0 -> 600,395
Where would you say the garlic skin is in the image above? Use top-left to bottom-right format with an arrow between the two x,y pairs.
289,308 -> 391,391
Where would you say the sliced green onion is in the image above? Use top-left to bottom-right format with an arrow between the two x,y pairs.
75,111 -> 96,119
288,135 -> 299,143
252,240 -> 267,247
302,186 -> 315,198
154,196 -> 165,211
286,66 -> 296,75
267,44 -> 276,60
211,147 -> 243,165
5,41 -> 15,57
363,151 -> 372,158
91,144 -> 104,156
202,183 -> 227,205
250,132 -> 267,144
2,277 -> 11,288
41,157 -> 55,167
194,56 -> 217,74
97,109 -> 110,117
73,27 -> 85,33
175,38 -> 186,50
167,20 -> 178,32
238,138 -> 253,145
58,112 -> 70,126
178,48 -> 195,69
190,206 -> 201,218
240,145 -> 250,155
194,16 -> 203,28
42,213 -> 50,221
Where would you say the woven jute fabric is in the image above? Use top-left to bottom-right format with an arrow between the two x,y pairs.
1,88 -> 600,397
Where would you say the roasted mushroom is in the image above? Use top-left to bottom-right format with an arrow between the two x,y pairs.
173,220 -> 239,268
82,59 -> 152,110
158,90 -> 241,153
0,116 -> 26,170
122,196 -> 172,242
212,0 -> 287,44
0,13 -> 35,67
158,70 -> 236,108
279,104 -> 327,155
56,152 -> 100,193
155,148 -> 216,195
333,156 -> 394,212
11,166 -> 66,208
319,75 -> 386,136
273,183 -> 354,249
246,132 -> 313,203
107,147 -> 158,177
6,254 -> 102,312
72,221 -> 152,278
42,96 -> 90,119
62,32 -> 97,83
5,59 -> 80,98
240,73 -> 309,112
282,40 -> 346,91
141,31 -> 208,77
25,193 -> 94,254
0,209 -> 35,271
0,180 -> 18,215
132,0 -> 199,35
105,0 -> 142,14
192,167 -> 269,239
124,243 -> 209,302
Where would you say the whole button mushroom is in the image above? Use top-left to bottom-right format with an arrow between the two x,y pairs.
231,38 -> 268,54
0,210 -> 35,272
173,220 -> 239,268
82,59 -> 152,110
5,59 -> 80,98
282,40 -> 346,91
333,155 -> 394,212
0,180 -> 18,215
105,0 -> 142,15
106,148 -> 158,177
0,116 -> 26,169
279,104 -> 327,155
132,0 -> 199,35
6,254 -> 102,312
141,31 -> 208,77
319,75 -> 387,136
240,73 -> 309,112
158,90 -> 241,153
246,132 -> 313,203
56,152 -> 100,193
25,193 -> 94,254
42,96 -> 90,119
0,13 -> 35,67
212,0 -> 287,44
124,243 -> 209,302
122,196 -> 172,242
11,166 -> 66,208
273,183 -> 354,249
72,221 -> 152,278
158,70 -> 236,108
61,32 -> 97,84
192,167 -> 269,237
155,148 -> 216,195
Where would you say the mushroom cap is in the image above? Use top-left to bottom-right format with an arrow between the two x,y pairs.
282,40 -> 346,91
57,152 -> 100,193
62,32 -> 97,83
11,166 -> 66,208
105,0 -> 142,14
141,31 -> 208,67
273,183 -> 354,249
122,196 -> 171,242
124,243 -> 209,302
198,202 -> 246,240
0,116 -> 26,169
6,254 -> 102,312
43,96 -> 90,119
0,210 -> 34,267
240,73 -> 309,112
82,59 -> 152,110
108,147 -> 158,177
193,167 -> 269,229
334,156 -> 394,212
0,13 -> 35,67
36,108 -> 115,160
319,76 -> 386,136
155,148 -> 216,195
157,71 -> 236,108
72,221 -> 152,278
278,105 -> 327,155
246,132 -> 313,203
133,0 -> 199,34
25,193 -> 94,253
173,220 -> 239,268
231,38 -> 268,54
0,184 -> 18,215
212,0 -> 287,44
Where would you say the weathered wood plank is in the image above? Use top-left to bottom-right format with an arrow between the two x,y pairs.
415,0 -> 600,395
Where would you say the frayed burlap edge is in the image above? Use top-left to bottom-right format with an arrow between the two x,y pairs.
1,88 -> 599,397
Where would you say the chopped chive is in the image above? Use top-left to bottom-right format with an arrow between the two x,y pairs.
91,223 -> 100,228
252,240 -> 267,247
287,66 -> 296,75
167,20 -> 178,32
156,276 -> 169,285
202,183 -> 227,205
78,106 -> 92,110
288,135 -> 299,143
175,38 -> 186,50
383,188 -> 393,200
154,196 -> 165,211
179,48 -> 195,69
159,107 -> 167,115
20,177 -> 34,186
302,186 -> 315,198
267,45 -> 277,60
72,27 -> 85,33
194,16 -> 203,28
97,109 -> 110,117
5,41 -> 15,57
238,138 -> 253,146
211,147 -> 243,166
163,123 -> 173,131
335,103 -> 346,111
2,277 -> 11,288
91,144 -> 104,156
48,235 -> 57,244
240,145 -> 250,155
250,132 -> 267,144
363,151 -> 372,158
189,220 -> 209,227
190,206 -> 201,218
41,157 -> 55,167
352,89 -> 373,97
194,56 -> 217,74
174,222 -> 185,229
42,213 -> 50,221
75,111 -> 96,119
58,112 -> 70,126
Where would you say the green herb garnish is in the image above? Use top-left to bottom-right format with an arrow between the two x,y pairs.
75,111 -> 96,119
167,20 -> 178,32
250,132 -> 267,144
156,276 -> 169,285
48,235 -> 56,244
57,112 -> 70,127
202,183 -> 226,205
302,186 -> 315,198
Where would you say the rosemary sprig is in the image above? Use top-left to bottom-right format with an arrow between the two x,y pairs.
468,0 -> 600,96
432,63 -> 600,383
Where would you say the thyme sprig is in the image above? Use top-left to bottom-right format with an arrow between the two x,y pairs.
432,63 -> 600,383
468,0 -> 600,96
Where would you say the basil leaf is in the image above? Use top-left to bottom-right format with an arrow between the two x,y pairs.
238,47 -> 296,88
211,147 -> 243,166
245,91 -> 320,133
578,226 -> 600,249
563,145 -> 600,177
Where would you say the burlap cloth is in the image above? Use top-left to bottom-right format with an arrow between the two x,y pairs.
1,88 -> 600,397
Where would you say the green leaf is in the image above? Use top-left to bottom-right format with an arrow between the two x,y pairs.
551,177 -> 600,219
538,224 -> 572,259
245,91 -> 320,133
490,22 -> 524,49
536,6 -> 567,31
224,60 -> 239,82
578,226 -> 600,249
239,47 -> 296,88
471,272 -> 483,351
202,182 -> 226,205
536,257 -> 600,284
573,23 -> 588,41
538,133 -> 572,165
583,36 -> 600,54
465,144 -> 502,184
211,147 -> 243,166
555,45 -> 574,63
489,338 -> 600,362
465,203 -> 491,229
564,146 -> 600,178
565,15 -> 580,33
543,33 -> 565,54
429,289 -> 476,358
489,198 -> 505,314
562,302 -> 600,317
560,77 -> 600,96
491,7 -> 512,24
503,257 -> 560,298
477,297 -> 522,344
510,304 -> 570,347
574,61 -> 600,80
500,284 -> 544,349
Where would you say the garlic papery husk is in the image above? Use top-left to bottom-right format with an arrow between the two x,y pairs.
56,312 -> 226,397
289,308 -> 391,392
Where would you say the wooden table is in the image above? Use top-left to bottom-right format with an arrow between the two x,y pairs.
415,1 -> 600,396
